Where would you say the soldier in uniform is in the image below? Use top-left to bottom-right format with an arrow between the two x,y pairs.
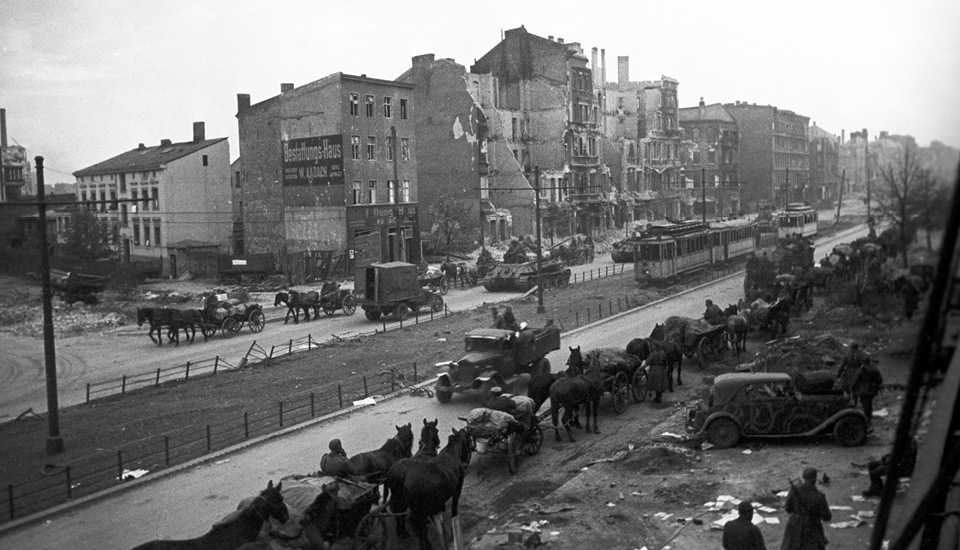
781,467 -> 832,550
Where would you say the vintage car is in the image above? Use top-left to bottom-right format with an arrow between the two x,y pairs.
434,325 -> 560,403
685,372 -> 868,449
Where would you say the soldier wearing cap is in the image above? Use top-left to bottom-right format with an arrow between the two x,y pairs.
723,500 -> 767,550
782,467 -> 832,550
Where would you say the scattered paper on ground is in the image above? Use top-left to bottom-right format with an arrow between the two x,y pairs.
121,468 -> 148,480
352,397 -> 377,407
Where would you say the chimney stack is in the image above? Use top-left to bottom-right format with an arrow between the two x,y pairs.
601,48 -> 606,86
160,139 -> 172,147
591,47 -> 599,86
841,129 -> 845,145
699,97 -> 705,118
557,37 -> 564,44
548,35 -> 554,41
412,53 -> 435,68
193,121 -> 205,142
281,83 -> 294,93
0,108 -> 6,148
138,143 -> 146,150
618,56 -> 629,86
237,93 -> 251,112
699,97 -> 705,107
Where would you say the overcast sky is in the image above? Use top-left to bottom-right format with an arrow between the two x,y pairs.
2,0 -> 958,184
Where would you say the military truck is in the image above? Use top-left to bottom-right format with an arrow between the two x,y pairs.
481,259 -> 571,292
434,324 -> 561,403
354,262 -> 444,321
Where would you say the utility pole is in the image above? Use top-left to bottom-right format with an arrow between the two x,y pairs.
701,167 -> 707,224
36,157 -> 64,454
865,132 -> 875,237
534,166 -> 545,314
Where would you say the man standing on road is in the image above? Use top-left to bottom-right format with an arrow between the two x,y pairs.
723,500 -> 767,550
836,342 -> 865,399
642,349 -> 670,404
781,467 -> 832,550
852,356 -> 883,426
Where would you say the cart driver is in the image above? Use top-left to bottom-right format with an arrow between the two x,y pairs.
486,387 -> 535,438
704,299 -> 724,325
320,281 -> 340,304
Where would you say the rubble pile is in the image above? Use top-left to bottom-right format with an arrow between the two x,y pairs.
739,333 -> 856,375
1,302 -> 130,338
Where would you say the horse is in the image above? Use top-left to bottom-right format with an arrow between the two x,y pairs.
727,311 -> 750,356
404,428 -> 474,550
130,480 -> 287,550
528,371 -> 562,413
383,419 -> 442,539
642,326 -> 685,389
274,290 -> 318,324
320,423 -> 413,482
137,307 -> 182,346
169,309 -> 207,343
548,347 -> 603,443
440,260 -> 459,289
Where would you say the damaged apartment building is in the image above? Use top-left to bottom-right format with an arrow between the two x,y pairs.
235,74 -> 421,273
402,26 -> 614,244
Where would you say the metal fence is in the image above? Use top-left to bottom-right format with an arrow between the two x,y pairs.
2,359 -> 425,524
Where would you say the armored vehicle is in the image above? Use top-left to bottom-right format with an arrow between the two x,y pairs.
481,259 -> 571,292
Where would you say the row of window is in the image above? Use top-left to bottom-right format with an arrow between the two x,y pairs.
78,171 -> 157,184
350,179 -> 411,205
131,219 -> 161,247
349,136 -> 410,161
348,94 -> 409,119
773,153 -> 810,170
79,187 -> 159,212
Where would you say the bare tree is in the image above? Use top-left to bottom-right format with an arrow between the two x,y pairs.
63,210 -> 118,261
877,143 -> 926,269
428,194 -> 477,254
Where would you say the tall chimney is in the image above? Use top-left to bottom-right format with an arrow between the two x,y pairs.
618,56 -> 629,86
0,108 -> 6,148
237,93 -> 251,112
699,97 -> 705,118
841,129 -> 845,145
193,121 -> 205,142
591,47 -> 599,86
281,83 -> 294,93
601,48 -> 606,86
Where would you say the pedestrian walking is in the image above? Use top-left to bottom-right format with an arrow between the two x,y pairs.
781,467 -> 832,550
902,279 -> 919,320
723,500 -> 767,550
643,349 -> 670,404
852,357 -> 883,425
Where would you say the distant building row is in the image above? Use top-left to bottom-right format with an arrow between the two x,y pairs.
4,26 -> 956,279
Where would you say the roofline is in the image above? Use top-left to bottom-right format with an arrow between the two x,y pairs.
72,138 -> 228,177
340,73 -> 415,89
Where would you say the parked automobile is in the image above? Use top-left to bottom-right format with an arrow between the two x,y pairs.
685,372 -> 868,448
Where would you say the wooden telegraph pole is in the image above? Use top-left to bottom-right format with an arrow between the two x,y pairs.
36,157 -> 64,454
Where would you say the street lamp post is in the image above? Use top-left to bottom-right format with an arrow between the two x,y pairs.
533,166 -> 545,314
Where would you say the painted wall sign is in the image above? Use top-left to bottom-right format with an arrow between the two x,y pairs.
281,135 -> 344,186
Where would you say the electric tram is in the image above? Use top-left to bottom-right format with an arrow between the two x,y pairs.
633,218 -> 758,282
776,203 -> 818,239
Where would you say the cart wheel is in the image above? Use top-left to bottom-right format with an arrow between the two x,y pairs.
696,338 -> 709,370
322,306 -> 336,316
201,323 -> 216,337
221,317 -> 238,333
439,276 -> 448,295
393,303 -> 409,320
612,372 -> 629,414
525,424 -> 544,456
248,310 -> 265,333
342,294 -> 356,316
353,511 -> 387,550
431,294 -> 444,312
632,369 -> 649,402
364,309 -> 382,321
508,434 -> 522,474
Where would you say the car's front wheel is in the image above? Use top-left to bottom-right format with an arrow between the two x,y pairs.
833,415 -> 868,447
706,417 -> 740,449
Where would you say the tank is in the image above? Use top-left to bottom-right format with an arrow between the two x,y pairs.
481,259 -> 571,292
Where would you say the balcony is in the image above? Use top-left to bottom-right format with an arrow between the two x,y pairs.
570,154 -> 600,166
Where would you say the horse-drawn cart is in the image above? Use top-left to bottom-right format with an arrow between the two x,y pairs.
463,408 -> 543,474
319,282 -> 357,316
201,294 -> 266,336
417,268 -> 448,295
659,317 -> 727,370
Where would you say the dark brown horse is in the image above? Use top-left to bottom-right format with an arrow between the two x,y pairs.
137,307 -> 183,346
383,419 -> 442,538
404,428 -> 474,550
549,347 -> 603,442
320,423 -> 413,483
274,290 -> 319,324
130,480 -> 287,550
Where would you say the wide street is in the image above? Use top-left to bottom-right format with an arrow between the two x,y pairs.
0,226 -> 869,549
0,258 -> 629,421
